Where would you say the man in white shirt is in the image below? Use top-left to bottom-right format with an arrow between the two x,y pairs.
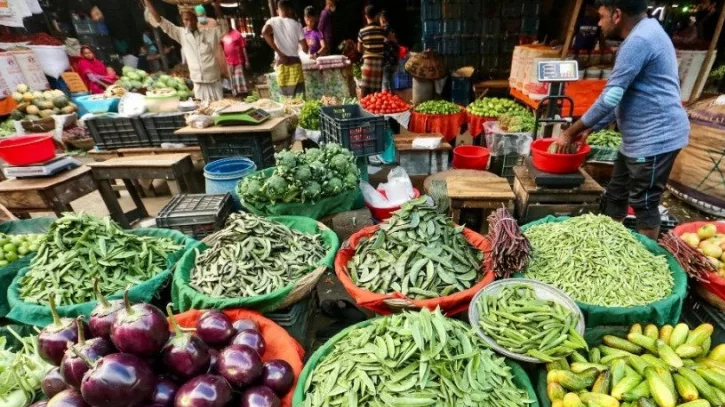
143,0 -> 227,101
262,0 -> 308,98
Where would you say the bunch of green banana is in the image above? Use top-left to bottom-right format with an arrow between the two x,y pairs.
546,322 -> 725,407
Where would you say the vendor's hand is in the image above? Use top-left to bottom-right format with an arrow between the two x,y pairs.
575,128 -> 593,147
555,128 -> 575,154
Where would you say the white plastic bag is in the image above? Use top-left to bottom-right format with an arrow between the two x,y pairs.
26,45 -> 70,79
118,92 -> 147,117
360,181 -> 389,207
379,167 -> 415,206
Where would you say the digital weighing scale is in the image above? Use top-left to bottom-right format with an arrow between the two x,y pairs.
214,103 -> 271,126
3,155 -> 82,178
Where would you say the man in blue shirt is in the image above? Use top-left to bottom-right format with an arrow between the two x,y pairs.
556,0 -> 689,239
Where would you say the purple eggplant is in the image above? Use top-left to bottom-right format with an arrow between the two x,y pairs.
60,316 -> 114,388
217,344 -> 263,388
110,289 -> 169,357
162,304 -> 211,379
80,353 -> 156,407
232,319 -> 259,334
151,377 -> 178,407
38,293 -> 90,366
88,279 -> 125,340
206,348 -> 219,374
240,386 -> 280,407
231,330 -> 266,357
260,360 -> 294,396
42,366 -> 69,399
196,310 -> 235,348
29,401 -> 49,407
46,388 -> 89,407
174,374 -> 233,407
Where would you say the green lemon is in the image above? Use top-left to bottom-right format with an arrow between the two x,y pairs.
0,260 -> 8,267
5,252 -> 18,262
3,243 -> 16,253
17,246 -> 29,255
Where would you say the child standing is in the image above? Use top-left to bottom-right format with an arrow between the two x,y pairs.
303,6 -> 326,58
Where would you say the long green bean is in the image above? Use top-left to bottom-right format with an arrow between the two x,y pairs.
475,284 -> 587,361
303,308 -> 533,407
524,214 -> 673,307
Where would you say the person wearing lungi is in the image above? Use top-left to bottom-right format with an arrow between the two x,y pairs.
357,5 -> 386,97
263,0 -> 309,98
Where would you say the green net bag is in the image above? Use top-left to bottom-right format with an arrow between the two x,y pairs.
519,215 -> 687,327
239,168 -> 364,220
0,218 -> 55,317
292,317 -> 540,407
587,145 -> 619,162
172,216 -> 339,313
5,228 -> 196,327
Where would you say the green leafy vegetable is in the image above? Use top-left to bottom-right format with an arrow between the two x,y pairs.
299,100 -> 323,130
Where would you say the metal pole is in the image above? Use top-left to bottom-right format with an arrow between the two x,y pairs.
561,0 -> 585,59
688,0 -> 725,103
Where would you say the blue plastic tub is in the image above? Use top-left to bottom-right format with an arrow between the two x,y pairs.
74,95 -> 120,114
204,157 -> 257,209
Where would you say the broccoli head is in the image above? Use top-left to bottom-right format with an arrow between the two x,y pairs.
343,173 -> 359,188
264,174 -> 289,200
330,154 -> 350,172
326,177 -> 344,195
239,177 -> 263,201
323,143 -> 344,157
295,165 -> 312,182
304,148 -> 323,164
302,181 -> 322,201
309,160 -> 326,177
275,150 -> 297,170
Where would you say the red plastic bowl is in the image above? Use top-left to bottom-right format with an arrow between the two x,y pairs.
530,138 -> 591,174
0,133 -> 56,166
452,145 -> 490,170
365,188 -> 421,221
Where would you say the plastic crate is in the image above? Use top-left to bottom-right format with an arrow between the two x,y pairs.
73,20 -> 108,36
198,132 -> 276,169
450,76 -> 474,106
142,113 -> 198,146
680,294 -> 725,345
263,297 -> 314,347
489,153 -> 525,184
320,105 -> 387,156
156,193 -> 233,239
393,71 -> 412,90
86,116 -> 150,150
423,20 -> 442,35
422,0 -> 442,19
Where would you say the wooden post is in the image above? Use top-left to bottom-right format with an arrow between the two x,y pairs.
561,0 -> 584,59
689,0 -> 725,103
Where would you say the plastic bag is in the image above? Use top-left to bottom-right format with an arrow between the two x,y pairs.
412,136 -> 442,149
484,120 -> 533,157
118,92 -> 147,117
379,167 -> 414,206
294,127 -> 321,143
360,181 -> 388,207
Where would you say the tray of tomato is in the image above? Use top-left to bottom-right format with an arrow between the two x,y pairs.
360,90 -> 411,115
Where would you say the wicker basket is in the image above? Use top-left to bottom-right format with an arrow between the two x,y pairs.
68,137 -> 95,151
21,117 -> 55,133
695,283 -> 725,312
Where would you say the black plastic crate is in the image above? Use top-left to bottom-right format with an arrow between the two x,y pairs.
320,105 -> 387,156
680,294 -> 725,345
489,153 -> 525,184
142,113 -> 198,146
198,133 -> 275,169
86,116 -> 151,150
156,194 -> 233,239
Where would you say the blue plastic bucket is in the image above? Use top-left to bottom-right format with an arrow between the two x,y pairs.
204,157 -> 257,209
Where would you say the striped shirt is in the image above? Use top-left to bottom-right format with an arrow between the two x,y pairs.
358,23 -> 385,59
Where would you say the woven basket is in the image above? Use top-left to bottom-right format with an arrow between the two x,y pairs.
695,283 -> 725,312
21,117 -> 55,133
68,137 -> 95,151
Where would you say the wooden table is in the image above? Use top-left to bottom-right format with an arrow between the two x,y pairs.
0,166 -> 100,217
394,132 -> 451,176
513,166 -> 604,223
88,154 -> 202,228
175,118 -> 286,168
447,175 -> 515,233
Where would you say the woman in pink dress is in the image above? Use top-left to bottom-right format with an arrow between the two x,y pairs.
77,46 -> 117,94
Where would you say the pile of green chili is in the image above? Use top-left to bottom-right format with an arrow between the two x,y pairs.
524,214 -> 673,307
19,213 -> 180,306
303,308 -> 533,407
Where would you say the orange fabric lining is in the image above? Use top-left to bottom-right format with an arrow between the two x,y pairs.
409,109 -> 467,141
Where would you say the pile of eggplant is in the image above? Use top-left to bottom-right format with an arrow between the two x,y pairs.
34,282 -> 294,407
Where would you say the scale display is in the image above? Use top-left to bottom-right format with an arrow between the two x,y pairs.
537,60 -> 579,82
215,105 -> 271,126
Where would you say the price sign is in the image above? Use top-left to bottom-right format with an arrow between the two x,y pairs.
537,60 -> 579,82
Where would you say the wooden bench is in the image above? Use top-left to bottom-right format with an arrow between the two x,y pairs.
88,154 -> 202,228
0,166 -> 102,217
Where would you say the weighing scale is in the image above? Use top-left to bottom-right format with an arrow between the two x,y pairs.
214,103 -> 271,126
529,60 -> 585,188
3,155 -> 81,178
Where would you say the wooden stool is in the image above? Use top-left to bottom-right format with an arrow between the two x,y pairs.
0,166 -> 101,217
513,166 -> 604,224
88,153 -> 202,228
447,175 -> 515,233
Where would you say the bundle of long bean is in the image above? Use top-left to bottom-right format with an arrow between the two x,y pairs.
487,207 -> 531,278
524,214 -> 673,307
191,213 -> 327,298
20,213 -> 180,306
475,284 -> 587,361
659,231 -> 715,282
303,308 -> 534,407
349,197 -> 483,299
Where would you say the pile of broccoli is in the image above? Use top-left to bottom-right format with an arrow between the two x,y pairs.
238,143 -> 360,204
